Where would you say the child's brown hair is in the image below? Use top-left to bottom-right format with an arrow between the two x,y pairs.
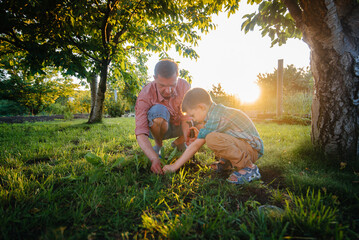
181,88 -> 213,113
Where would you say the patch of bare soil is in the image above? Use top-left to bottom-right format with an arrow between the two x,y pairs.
260,167 -> 286,189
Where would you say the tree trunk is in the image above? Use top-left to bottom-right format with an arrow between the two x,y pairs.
88,72 -> 98,121
310,48 -> 358,161
299,1 -> 359,161
88,60 -> 109,123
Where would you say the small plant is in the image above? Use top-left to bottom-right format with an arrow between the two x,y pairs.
284,188 -> 346,238
159,147 -> 181,166
269,188 -> 287,206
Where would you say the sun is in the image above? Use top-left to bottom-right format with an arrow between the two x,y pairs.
237,83 -> 261,103
225,81 -> 260,104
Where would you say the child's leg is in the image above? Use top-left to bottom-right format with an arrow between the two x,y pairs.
205,132 -> 258,170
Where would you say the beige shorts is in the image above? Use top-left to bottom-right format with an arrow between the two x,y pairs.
205,132 -> 258,170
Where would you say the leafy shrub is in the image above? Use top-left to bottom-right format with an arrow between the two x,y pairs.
70,91 -> 91,114
0,100 -> 28,116
105,100 -> 126,117
45,103 -> 68,115
44,102 -> 74,120
64,111 -> 74,121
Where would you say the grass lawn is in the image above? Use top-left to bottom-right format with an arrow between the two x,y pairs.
0,118 -> 358,239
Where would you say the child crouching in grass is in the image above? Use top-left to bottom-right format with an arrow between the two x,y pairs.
163,88 -> 264,184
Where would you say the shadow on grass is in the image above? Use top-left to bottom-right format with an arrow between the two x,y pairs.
281,139 -> 359,219
292,137 -> 359,170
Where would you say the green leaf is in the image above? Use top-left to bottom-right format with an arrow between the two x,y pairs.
167,147 -> 178,163
84,152 -> 103,167
110,157 -> 125,170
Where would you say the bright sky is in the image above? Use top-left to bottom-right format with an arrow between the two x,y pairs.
146,3 -> 310,103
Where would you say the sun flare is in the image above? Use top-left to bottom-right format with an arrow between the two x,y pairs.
222,81 -> 261,104
236,83 -> 261,104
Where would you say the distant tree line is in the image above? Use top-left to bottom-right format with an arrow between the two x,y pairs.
255,64 -> 313,116
256,64 -> 313,99
209,83 -> 241,109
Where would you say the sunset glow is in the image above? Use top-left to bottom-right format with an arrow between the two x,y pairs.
236,83 -> 261,103
221,81 -> 261,104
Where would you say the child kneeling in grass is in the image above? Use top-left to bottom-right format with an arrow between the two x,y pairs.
163,88 -> 264,184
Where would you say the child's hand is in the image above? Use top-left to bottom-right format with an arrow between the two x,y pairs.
163,164 -> 177,173
186,127 -> 199,146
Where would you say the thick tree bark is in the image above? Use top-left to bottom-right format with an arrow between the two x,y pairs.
286,0 -> 359,160
311,47 -> 358,160
88,60 -> 109,123
88,72 -> 98,121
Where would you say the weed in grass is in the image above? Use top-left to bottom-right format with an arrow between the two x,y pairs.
284,188 -> 347,238
238,209 -> 289,239
269,187 -> 288,207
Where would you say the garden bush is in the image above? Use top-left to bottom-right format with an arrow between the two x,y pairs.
105,100 -> 126,117
0,100 -> 28,116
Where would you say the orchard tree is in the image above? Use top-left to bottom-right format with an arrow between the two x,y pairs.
0,0 -> 241,123
243,0 -> 359,161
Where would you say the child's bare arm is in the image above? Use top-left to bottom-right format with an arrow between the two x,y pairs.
163,138 -> 205,173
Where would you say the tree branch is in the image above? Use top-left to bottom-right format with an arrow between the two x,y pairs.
113,0 -> 145,44
68,37 -> 101,63
94,0 -> 104,13
1,31 -> 37,54
0,36 -> 17,46
283,0 -> 303,28
100,0 -> 113,57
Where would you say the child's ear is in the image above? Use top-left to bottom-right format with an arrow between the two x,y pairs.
198,103 -> 207,111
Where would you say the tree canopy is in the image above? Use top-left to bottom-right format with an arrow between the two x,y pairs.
242,0 -> 302,47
